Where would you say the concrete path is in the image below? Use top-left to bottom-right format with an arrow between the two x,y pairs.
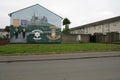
0,51 -> 120,63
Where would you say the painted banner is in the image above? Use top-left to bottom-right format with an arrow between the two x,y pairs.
13,19 -> 19,27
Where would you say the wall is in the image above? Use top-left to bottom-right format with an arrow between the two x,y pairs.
76,34 -> 90,43
10,4 -> 62,28
9,4 -> 62,43
62,35 -> 79,44
62,34 -> 90,44
90,32 -> 120,43
109,21 -> 120,33
71,20 -> 120,35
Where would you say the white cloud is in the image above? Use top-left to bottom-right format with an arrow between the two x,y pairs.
0,0 -> 120,28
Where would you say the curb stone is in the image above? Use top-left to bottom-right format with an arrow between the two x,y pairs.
0,51 -> 120,63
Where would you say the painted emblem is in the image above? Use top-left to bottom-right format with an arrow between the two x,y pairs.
47,26 -> 61,40
34,32 -> 40,38
32,30 -> 43,40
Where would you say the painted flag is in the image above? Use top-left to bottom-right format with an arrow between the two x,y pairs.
21,20 -> 28,27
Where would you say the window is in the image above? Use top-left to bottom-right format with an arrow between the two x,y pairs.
94,26 -> 96,29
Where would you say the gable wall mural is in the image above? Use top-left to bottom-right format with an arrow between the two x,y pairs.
9,4 -> 62,43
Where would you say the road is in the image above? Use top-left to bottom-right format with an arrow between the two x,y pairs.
0,57 -> 120,80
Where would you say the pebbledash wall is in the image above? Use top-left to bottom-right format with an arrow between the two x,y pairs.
9,4 -> 63,43
70,16 -> 120,40
70,16 -> 120,35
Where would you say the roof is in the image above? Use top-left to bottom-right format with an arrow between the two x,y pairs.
8,4 -> 63,19
0,29 -> 5,32
70,16 -> 120,30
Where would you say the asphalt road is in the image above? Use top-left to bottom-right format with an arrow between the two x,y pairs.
0,57 -> 120,80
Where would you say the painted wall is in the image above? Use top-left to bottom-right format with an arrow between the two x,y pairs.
10,4 -> 62,28
9,4 -> 62,43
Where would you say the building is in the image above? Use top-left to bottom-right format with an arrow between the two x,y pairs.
70,16 -> 120,35
0,29 -> 9,40
9,4 -> 63,43
70,16 -> 120,43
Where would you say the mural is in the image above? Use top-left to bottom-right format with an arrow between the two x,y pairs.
10,15 -> 61,43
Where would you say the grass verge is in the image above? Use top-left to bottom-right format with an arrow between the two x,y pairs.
0,43 -> 120,55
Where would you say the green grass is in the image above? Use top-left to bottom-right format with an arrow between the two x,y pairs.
0,43 -> 120,55
112,41 -> 120,44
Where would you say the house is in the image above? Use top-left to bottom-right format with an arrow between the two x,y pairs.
70,16 -> 120,35
70,16 -> 120,42
0,29 -> 9,40
9,4 -> 63,43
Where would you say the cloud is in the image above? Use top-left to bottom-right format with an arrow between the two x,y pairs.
0,0 -> 120,28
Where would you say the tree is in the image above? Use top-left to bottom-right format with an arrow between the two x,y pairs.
62,18 -> 71,34
4,26 -> 10,32
4,26 -> 10,39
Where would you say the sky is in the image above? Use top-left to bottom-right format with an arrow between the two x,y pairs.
0,0 -> 120,29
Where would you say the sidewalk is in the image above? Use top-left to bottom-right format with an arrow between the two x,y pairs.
0,51 -> 120,63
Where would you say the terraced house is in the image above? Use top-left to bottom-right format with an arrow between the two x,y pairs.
70,16 -> 120,43
70,16 -> 120,36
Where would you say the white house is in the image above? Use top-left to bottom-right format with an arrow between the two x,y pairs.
70,16 -> 120,35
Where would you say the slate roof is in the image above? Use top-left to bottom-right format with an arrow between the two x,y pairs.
8,4 -> 63,19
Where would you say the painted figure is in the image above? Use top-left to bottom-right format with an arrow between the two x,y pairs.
14,28 -> 18,39
22,28 -> 26,38
47,26 -> 60,40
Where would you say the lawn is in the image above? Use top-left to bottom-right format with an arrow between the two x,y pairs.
0,43 -> 120,55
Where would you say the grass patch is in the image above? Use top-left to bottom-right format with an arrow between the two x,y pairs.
112,41 -> 120,44
0,43 -> 120,55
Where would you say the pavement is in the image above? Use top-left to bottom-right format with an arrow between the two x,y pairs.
0,51 -> 120,63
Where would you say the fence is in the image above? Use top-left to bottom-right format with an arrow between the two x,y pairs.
62,34 -> 90,43
62,32 -> 119,44
62,34 -> 79,44
0,40 -> 9,45
90,32 -> 120,43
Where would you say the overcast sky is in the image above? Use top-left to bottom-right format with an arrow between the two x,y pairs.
0,0 -> 120,28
